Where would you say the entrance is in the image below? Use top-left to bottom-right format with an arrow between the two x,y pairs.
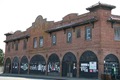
12,57 -> 19,74
29,54 -> 46,75
4,58 -> 11,73
79,51 -> 98,78
104,54 -> 119,75
47,54 -> 60,76
20,56 -> 28,74
62,52 -> 77,77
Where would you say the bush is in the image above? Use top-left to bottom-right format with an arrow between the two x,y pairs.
0,49 -> 4,66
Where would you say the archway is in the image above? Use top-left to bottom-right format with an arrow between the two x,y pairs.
12,57 -> 19,74
62,52 -> 77,77
79,51 -> 98,78
29,54 -> 46,75
104,54 -> 119,75
20,56 -> 28,74
4,58 -> 11,73
47,54 -> 60,76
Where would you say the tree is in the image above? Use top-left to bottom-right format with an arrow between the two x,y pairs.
0,49 -> 4,66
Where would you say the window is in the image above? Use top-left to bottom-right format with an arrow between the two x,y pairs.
23,39 -> 27,49
15,41 -> 18,50
85,27 -> 92,40
12,42 -> 14,49
76,29 -> 81,38
39,36 -> 43,47
7,43 -> 10,52
67,31 -> 72,43
52,34 -> 56,45
114,27 -> 120,40
33,37 -> 37,48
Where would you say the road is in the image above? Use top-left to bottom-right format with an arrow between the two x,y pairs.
0,76 -> 53,80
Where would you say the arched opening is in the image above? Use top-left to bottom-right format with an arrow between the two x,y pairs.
29,54 -> 46,75
47,54 -> 60,76
79,51 -> 98,78
62,52 -> 77,77
104,54 -> 119,75
4,58 -> 11,73
12,57 -> 19,74
20,56 -> 28,74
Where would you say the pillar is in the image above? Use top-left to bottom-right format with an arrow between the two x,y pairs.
77,62 -> 79,77
60,62 -> 62,76
45,62 -> 48,75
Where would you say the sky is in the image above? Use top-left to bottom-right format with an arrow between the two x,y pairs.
0,0 -> 120,52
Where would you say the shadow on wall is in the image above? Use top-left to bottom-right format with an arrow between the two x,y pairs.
0,66 -> 3,74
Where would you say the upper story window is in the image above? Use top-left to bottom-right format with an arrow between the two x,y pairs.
52,34 -> 56,45
7,43 -> 10,52
39,36 -> 43,47
67,30 -> 72,43
114,27 -> 120,41
76,28 -> 81,38
15,41 -> 19,51
33,37 -> 37,48
85,27 -> 92,40
23,39 -> 27,50
12,42 -> 14,49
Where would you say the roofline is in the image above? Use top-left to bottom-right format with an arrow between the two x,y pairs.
86,2 -> 116,11
4,34 -> 30,43
46,17 -> 98,33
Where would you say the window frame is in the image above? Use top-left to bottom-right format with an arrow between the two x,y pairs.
33,37 -> 37,48
23,39 -> 27,50
76,28 -> 81,38
39,36 -> 44,47
85,26 -> 92,40
67,30 -> 72,43
114,26 -> 120,41
52,34 -> 56,45
7,43 -> 11,52
15,41 -> 19,51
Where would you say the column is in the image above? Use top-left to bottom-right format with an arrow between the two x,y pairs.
77,62 -> 79,77
28,62 -> 30,74
60,62 -> 62,76
45,63 -> 48,75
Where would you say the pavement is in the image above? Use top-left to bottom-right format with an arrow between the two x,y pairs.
0,73 -> 100,80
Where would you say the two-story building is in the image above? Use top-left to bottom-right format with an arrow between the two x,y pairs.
4,2 -> 120,79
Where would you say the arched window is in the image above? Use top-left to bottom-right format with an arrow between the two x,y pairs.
79,51 -> 98,78
47,54 -> 60,76
20,56 -> 28,74
62,52 -> 77,77
29,55 -> 46,75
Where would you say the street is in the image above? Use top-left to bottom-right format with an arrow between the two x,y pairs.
0,76 -> 53,80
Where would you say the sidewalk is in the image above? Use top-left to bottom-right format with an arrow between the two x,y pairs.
0,74 -> 99,80
0,73 -> 100,80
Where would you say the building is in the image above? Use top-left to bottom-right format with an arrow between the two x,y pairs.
4,2 -> 120,79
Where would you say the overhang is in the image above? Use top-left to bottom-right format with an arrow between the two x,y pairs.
46,17 -> 98,33
4,34 -> 30,43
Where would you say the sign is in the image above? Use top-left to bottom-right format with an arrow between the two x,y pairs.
81,63 -> 88,72
89,62 -> 97,70
21,63 -> 28,71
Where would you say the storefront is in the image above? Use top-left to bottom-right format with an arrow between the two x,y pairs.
12,57 -> 19,74
47,54 -> 60,76
29,55 -> 46,75
79,51 -> 98,78
4,58 -> 11,73
20,56 -> 28,74
104,54 -> 119,75
62,52 -> 77,77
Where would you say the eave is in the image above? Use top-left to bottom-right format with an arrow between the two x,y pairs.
46,17 -> 98,33
4,34 -> 30,43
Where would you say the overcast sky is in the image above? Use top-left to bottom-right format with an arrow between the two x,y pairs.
0,0 -> 120,52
